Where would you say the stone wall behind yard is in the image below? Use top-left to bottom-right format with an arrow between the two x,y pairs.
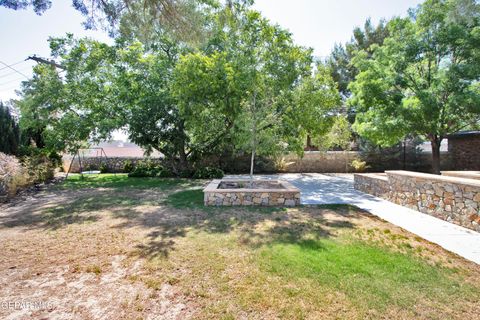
63,156 -> 163,173
63,150 -> 452,174
282,151 -> 451,174
281,151 -> 358,173
354,171 -> 480,232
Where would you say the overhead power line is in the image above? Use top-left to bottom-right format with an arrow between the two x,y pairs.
0,76 -> 27,87
0,66 -> 32,79
0,59 -> 26,72
0,60 -> 29,79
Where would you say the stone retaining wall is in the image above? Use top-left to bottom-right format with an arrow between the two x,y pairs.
353,173 -> 389,198
204,180 -> 301,206
354,171 -> 480,232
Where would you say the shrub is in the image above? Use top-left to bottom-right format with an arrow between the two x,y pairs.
99,163 -> 109,174
127,165 -> 150,177
179,169 -> 195,178
157,168 -> 173,178
123,160 -> 134,173
351,159 -> 369,173
128,160 -> 172,178
21,154 -> 55,184
273,157 -> 292,172
0,152 -> 27,200
193,167 -> 224,179
0,152 -> 55,202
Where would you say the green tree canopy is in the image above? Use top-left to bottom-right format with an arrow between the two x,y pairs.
173,7 -> 339,175
326,18 -> 389,98
16,3 -> 341,174
349,0 -> 480,173
1,0 -> 220,42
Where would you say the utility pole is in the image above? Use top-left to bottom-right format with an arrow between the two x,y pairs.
27,55 -> 65,70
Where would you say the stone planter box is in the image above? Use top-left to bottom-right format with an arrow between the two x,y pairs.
204,179 -> 301,206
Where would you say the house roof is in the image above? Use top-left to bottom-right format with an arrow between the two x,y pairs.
83,141 -> 163,158
447,131 -> 480,138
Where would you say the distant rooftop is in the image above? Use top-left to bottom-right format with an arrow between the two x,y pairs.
87,140 -> 163,158
447,131 -> 480,138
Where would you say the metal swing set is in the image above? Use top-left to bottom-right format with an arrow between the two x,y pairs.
65,147 -> 115,179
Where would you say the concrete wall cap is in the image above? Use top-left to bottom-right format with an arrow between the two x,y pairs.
385,170 -> 480,188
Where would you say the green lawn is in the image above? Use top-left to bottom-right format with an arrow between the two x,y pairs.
1,174 -> 478,319
57,173 -> 197,190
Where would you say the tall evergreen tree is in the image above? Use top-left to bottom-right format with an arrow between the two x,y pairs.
0,101 -> 20,155
326,18 -> 389,98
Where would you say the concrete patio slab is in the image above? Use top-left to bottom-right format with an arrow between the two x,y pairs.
226,173 -> 480,264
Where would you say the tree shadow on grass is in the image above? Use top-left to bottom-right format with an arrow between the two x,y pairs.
0,189 -> 149,230
0,184 -> 362,258
119,188 -> 362,258
163,189 -> 205,209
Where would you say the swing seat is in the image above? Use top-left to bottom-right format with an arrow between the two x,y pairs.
81,170 -> 101,174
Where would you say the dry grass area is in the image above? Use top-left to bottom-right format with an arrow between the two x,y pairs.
0,174 -> 479,319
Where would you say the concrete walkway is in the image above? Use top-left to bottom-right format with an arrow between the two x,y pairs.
226,173 -> 480,264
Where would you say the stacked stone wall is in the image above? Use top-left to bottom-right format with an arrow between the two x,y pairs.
204,191 -> 300,206
354,171 -> 480,232
204,180 -> 300,207
353,174 -> 389,199
63,157 -> 163,173
63,149 -> 452,174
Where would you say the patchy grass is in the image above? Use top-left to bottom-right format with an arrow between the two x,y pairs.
0,174 -> 479,319
164,188 -> 205,209
58,173 -> 198,190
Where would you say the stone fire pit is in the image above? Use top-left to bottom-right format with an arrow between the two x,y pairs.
204,179 -> 301,206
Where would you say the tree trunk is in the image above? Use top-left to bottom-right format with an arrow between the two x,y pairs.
179,146 -> 188,171
345,150 -> 348,173
177,120 -> 189,172
306,135 -> 312,150
430,137 -> 442,175
250,141 -> 256,179
250,92 -> 257,180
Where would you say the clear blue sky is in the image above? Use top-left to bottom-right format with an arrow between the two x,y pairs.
0,0 -> 422,102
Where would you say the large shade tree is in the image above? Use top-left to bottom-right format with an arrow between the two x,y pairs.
17,36 -> 120,154
17,2 -> 341,174
17,36 -> 194,170
349,0 -> 480,174
173,5 -> 339,176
